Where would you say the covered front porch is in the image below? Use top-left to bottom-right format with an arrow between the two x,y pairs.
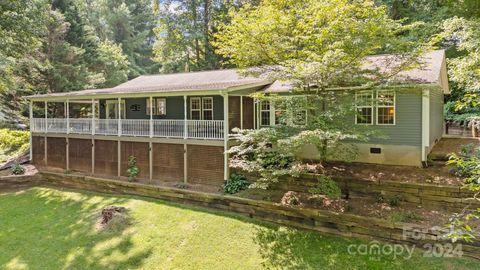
29,94 -> 255,140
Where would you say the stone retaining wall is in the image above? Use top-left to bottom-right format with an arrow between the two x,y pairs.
32,172 -> 479,259
276,174 -> 479,212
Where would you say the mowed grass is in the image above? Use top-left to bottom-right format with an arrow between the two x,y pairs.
0,187 -> 477,270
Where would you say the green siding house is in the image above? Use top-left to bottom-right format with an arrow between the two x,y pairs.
26,50 -> 448,184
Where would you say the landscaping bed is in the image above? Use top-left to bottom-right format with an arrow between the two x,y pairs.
312,161 -> 464,186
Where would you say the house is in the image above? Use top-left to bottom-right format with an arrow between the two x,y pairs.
26,50 -> 448,186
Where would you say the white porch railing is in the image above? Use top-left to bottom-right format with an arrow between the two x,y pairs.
69,119 -> 92,134
95,119 -> 118,136
153,120 -> 185,138
187,120 -> 224,139
31,118 -> 224,140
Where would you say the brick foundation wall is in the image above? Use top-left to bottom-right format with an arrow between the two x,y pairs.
47,137 -> 66,170
32,136 -> 46,167
152,143 -> 184,183
187,145 -> 224,186
94,140 -> 118,178
69,138 -> 92,174
120,141 -> 149,180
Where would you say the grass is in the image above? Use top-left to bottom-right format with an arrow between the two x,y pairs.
0,187 -> 477,270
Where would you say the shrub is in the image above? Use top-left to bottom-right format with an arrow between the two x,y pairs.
375,193 -> 385,203
448,144 -> 480,181
11,163 -> 26,175
0,129 -> 30,156
280,191 -> 302,206
308,176 -> 341,200
255,152 -> 294,170
126,156 -> 139,181
388,195 -> 402,207
224,174 -> 249,194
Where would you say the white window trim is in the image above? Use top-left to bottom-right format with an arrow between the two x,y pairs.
376,90 -> 396,126
190,97 -> 214,120
259,100 -> 308,126
146,98 -> 167,116
202,97 -> 214,120
259,100 -> 271,126
105,100 -> 125,119
355,90 -> 374,125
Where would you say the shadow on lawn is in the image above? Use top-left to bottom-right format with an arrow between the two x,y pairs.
0,188 -> 152,270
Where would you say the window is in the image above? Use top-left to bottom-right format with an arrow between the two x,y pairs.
355,91 -> 373,124
202,97 -> 213,120
106,100 -> 125,119
146,98 -> 166,116
190,97 -> 213,120
260,101 -> 271,126
259,99 -> 307,126
377,90 -> 395,125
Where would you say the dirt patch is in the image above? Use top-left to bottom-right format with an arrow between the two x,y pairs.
237,188 -> 470,228
430,137 -> 480,160
317,161 -> 464,186
0,164 -> 38,177
96,206 -> 130,232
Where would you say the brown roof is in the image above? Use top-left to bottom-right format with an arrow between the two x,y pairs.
27,50 -> 448,100
27,69 -> 271,99
265,50 -> 449,93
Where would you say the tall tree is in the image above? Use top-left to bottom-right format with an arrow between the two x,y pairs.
152,0 -> 259,73
215,0 -> 423,187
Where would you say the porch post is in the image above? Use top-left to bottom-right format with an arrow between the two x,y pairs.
253,98 -> 256,129
183,96 -> 187,139
117,97 -> 121,177
44,101 -> 48,134
66,99 -> 70,134
29,100 -> 33,161
240,96 -> 243,129
183,95 -> 187,183
91,99 -> 95,135
149,96 -> 153,182
91,99 -> 95,175
117,97 -> 122,137
65,99 -> 69,171
223,94 -> 229,180
44,101 -> 48,167
149,96 -> 153,138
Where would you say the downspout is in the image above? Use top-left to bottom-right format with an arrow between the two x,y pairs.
421,89 -> 430,167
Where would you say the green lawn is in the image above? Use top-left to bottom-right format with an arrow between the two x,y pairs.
0,187 -> 476,270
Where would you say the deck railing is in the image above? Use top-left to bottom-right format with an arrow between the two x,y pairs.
31,118 -> 224,140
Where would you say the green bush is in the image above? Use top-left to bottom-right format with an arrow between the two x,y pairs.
224,174 -> 249,194
375,193 -> 385,203
308,176 -> 341,200
448,144 -> 480,181
0,128 -> 30,155
388,195 -> 402,207
11,163 -> 26,175
255,152 -> 293,170
126,156 -> 139,181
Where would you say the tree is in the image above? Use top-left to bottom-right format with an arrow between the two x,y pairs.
95,41 -> 130,88
0,0 -> 48,113
152,0 -> 260,73
216,0 -> 422,187
77,0 -> 159,76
